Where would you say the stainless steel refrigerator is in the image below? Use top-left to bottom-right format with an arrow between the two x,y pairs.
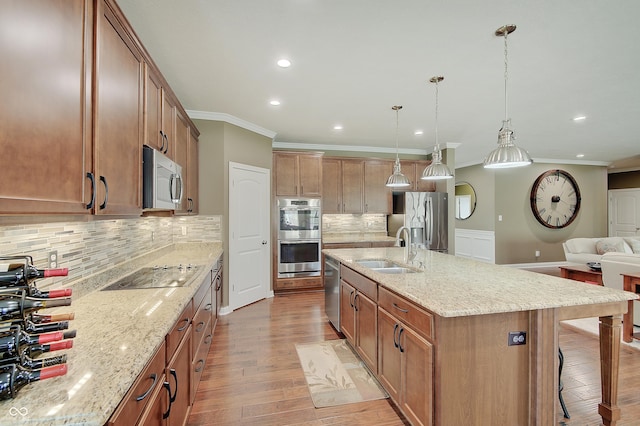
402,192 -> 448,252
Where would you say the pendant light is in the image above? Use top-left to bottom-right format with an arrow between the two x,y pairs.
386,105 -> 411,188
422,76 -> 454,180
483,25 -> 533,169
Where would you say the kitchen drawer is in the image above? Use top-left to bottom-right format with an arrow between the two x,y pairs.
107,341 -> 166,426
274,276 -> 323,291
378,287 -> 433,340
341,265 -> 377,301
192,284 -> 213,355
193,270 -> 212,309
166,302 -> 193,360
191,329 -> 213,403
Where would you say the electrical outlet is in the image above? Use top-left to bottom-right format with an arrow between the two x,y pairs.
535,250 -> 541,257
508,331 -> 527,346
48,251 -> 58,269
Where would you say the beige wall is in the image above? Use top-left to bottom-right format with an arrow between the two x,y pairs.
196,119 -> 273,305
455,163 -> 608,264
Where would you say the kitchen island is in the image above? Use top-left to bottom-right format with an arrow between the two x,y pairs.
0,242 -> 223,425
324,247 -> 637,426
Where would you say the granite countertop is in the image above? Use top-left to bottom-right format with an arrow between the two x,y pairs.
323,247 -> 638,318
322,232 -> 397,244
0,242 -> 223,426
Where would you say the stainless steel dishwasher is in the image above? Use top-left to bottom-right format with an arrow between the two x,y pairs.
324,256 -> 340,331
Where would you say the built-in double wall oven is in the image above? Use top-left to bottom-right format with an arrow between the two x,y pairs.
277,198 -> 321,278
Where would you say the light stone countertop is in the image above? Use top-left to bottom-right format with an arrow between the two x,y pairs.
323,247 -> 638,317
0,242 -> 223,426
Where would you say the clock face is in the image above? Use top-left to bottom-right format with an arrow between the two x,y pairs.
530,169 -> 581,229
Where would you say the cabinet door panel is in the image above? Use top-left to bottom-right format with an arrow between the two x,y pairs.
187,131 -> 199,214
274,153 -> 298,196
94,1 -> 143,215
401,325 -> 433,426
340,281 -> 355,344
355,292 -> 377,373
145,65 -> 163,152
167,328 -> 192,426
174,111 -> 189,213
0,0 -> 92,214
298,155 -> 322,197
364,161 -> 392,213
161,91 -> 176,159
377,308 -> 401,403
341,160 -> 364,213
322,159 -> 342,213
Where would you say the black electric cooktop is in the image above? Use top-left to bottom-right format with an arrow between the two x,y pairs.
101,264 -> 200,291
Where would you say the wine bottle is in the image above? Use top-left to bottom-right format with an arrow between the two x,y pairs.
0,264 -> 68,286
0,320 -> 69,335
0,297 -> 72,321
0,328 -> 70,355
0,353 -> 67,370
25,287 -> 72,299
29,312 -> 75,324
0,339 -> 73,360
0,363 -> 67,400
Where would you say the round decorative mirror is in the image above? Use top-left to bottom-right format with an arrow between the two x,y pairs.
455,182 -> 477,220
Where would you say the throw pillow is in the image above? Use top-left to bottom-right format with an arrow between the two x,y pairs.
595,238 -> 625,255
625,238 -> 640,254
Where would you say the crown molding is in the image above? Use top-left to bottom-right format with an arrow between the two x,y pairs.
186,110 -> 277,139
456,157 -> 611,169
272,141 -> 428,156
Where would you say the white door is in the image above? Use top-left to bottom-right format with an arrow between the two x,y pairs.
229,162 -> 270,310
608,189 -> 640,237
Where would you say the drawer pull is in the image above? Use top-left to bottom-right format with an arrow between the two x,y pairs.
168,369 -> 178,403
393,303 -> 409,313
162,381 -> 172,419
195,321 -> 205,333
204,303 -> 212,312
204,334 -> 212,345
177,318 -> 189,332
135,373 -> 157,401
194,359 -> 205,373
393,323 -> 399,349
398,327 -> 405,353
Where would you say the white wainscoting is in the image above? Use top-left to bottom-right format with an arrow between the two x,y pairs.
455,229 -> 495,264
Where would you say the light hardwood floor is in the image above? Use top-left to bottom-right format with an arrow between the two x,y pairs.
188,292 -> 640,425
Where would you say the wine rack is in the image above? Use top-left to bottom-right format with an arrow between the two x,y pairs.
0,255 -> 74,400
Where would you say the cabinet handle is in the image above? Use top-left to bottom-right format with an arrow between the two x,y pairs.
168,368 -> 178,403
393,323 -> 399,349
135,373 -> 157,401
163,132 -> 169,154
204,334 -> 212,345
215,275 -> 222,291
194,359 -> 205,373
86,172 -> 96,209
177,318 -> 189,332
195,321 -> 205,332
159,130 -> 166,152
204,303 -> 212,312
354,293 -> 359,312
162,381 -> 172,419
398,327 -> 405,353
349,290 -> 355,308
392,303 -> 409,313
187,198 -> 193,213
99,176 -> 108,210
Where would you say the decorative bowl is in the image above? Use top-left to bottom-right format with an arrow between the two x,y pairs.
586,262 -> 602,271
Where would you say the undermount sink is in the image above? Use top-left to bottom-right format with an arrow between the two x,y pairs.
355,259 -> 419,274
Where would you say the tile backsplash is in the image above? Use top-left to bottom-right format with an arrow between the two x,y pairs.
322,214 -> 387,234
0,215 -> 222,289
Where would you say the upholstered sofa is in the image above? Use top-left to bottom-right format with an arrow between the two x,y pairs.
563,236 -> 640,325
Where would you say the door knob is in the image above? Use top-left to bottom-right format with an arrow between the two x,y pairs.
262,240 -> 267,245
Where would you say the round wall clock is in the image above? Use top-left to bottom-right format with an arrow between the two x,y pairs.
530,169 -> 581,229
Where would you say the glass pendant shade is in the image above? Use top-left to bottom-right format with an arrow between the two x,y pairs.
386,158 -> 411,187
386,105 -> 410,188
422,148 -> 453,180
483,119 -> 533,168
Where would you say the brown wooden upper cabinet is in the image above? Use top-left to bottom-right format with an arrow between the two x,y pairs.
175,112 -> 199,215
399,160 -> 437,192
187,128 -> 199,214
273,152 -> 322,198
0,0 -> 94,214
322,158 -> 392,214
144,64 -> 176,160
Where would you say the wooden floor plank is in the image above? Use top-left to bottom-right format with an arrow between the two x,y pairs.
188,291 -> 640,425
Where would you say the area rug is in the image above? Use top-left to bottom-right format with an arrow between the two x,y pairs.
295,339 -> 389,408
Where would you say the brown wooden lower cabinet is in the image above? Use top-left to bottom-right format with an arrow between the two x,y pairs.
274,276 -> 323,292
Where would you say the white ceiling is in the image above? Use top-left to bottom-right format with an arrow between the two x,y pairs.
116,0 -> 640,169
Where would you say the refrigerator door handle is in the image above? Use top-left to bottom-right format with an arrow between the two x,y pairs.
426,197 -> 433,244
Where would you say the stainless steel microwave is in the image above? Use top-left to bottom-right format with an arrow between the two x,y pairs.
143,145 -> 183,210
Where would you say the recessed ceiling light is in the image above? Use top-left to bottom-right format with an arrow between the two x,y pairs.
269,100 -> 281,106
414,130 -> 424,136
573,116 -> 587,121
576,153 -> 585,158
277,59 -> 291,68
333,125 -> 343,130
